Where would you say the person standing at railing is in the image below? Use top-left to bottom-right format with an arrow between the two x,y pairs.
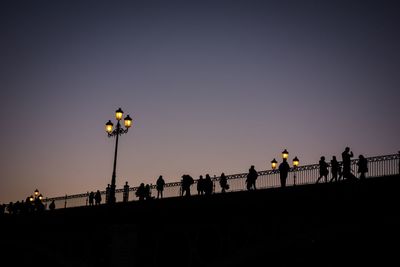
357,155 -> 368,180
197,175 -> 205,195
156,175 -> 165,199
316,156 -> 329,183
204,174 -> 213,195
342,147 -> 357,181
123,181 -> 130,202
94,190 -> 102,205
219,172 -> 229,193
279,159 -> 290,188
89,191 -> 95,206
181,175 -> 194,197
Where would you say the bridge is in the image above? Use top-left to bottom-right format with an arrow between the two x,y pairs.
0,153 -> 399,266
43,153 -> 399,209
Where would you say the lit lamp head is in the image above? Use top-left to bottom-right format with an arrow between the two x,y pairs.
124,115 -> 132,128
293,156 -> 299,168
105,120 -> 113,133
34,189 -> 39,197
271,158 -> 277,170
38,194 -> 43,201
29,195 -> 34,202
115,108 -> 124,121
282,149 -> 289,159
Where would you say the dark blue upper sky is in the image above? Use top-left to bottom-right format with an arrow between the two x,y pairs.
1,0 -> 399,203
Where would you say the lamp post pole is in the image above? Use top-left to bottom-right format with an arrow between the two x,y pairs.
110,120 -> 120,204
105,108 -> 133,205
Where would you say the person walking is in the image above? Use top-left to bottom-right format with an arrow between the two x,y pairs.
246,165 -> 258,190
330,156 -> 339,182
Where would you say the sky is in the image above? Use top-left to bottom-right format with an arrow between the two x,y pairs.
0,0 -> 399,203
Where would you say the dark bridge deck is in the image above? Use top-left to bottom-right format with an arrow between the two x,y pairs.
1,175 -> 400,267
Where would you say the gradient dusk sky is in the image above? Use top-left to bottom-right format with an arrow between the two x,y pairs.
1,0 -> 399,203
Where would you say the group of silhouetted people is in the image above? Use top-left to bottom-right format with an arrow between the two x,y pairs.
316,147 -> 369,184
88,190 -> 102,206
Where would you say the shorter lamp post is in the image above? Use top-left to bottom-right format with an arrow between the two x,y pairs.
292,156 -> 299,186
271,158 -> 277,170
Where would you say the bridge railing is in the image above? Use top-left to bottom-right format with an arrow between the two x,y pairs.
44,153 -> 400,209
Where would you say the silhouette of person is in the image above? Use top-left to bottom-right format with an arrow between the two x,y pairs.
279,158 -> 290,188
123,181 -> 130,202
219,172 -> 229,193
145,184 -> 152,200
94,190 -> 102,205
357,155 -> 368,180
89,191 -> 95,206
330,156 -> 340,182
197,175 -> 205,195
181,175 -> 194,197
342,147 -> 357,180
246,165 -> 258,190
136,183 -> 146,201
316,156 -> 329,183
156,175 -> 165,199
204,174 -> 213,195
49,200 -> 56,211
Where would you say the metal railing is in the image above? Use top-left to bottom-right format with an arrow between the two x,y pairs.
41,153 -> 400,210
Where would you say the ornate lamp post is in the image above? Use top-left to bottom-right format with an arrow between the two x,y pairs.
292,156 -> 299,186
105,108 -> 133,204
271,158 -> 277,170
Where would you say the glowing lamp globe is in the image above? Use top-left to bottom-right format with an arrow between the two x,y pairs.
282,149 -> 289,159
124,115 -> 133,128
271,158 -> 277,170
293,156 -> 299,167
105,120 -> 113,133
115,108 -> 124,121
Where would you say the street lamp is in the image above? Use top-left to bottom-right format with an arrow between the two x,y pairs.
282,149 -> 289,160
292,156 -> 299,185
271,158 -> 278,170
105,108 -> 133,204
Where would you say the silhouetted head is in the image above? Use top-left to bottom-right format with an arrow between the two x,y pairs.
283,158 -> 287,162
333,156 -> 336,160
359,154 -> 364,159
125,181 -> 128,185
159,175 -> 162,179
345,147 -> 350,152
321,156 -> 325,161
199,175 -> 203,179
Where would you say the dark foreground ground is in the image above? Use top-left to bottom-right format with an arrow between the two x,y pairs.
1,176 -> 400,267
